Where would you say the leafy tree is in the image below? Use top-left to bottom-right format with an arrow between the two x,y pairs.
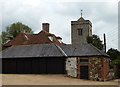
6,22 -> 33,40
0,35 -> 2,51
107,48 -> 120,61
1,32 -> 8,45
112,56 -> 120,65
107,48 -> 120,76
0,22 -> 33,50
112,56 -> 120,78
86,34 -> 103,50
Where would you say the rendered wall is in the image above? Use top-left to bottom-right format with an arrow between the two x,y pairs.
66,57 -> 77,77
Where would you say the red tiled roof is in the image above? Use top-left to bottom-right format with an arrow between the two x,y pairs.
4,30 -> 64,47
56,36 -> 62,39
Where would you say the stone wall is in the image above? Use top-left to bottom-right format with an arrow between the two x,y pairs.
89,57 -> 103,81
66,57 -> 77,77
71,20 -> 92,44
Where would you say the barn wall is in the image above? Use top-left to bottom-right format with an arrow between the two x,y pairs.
89,57 -> 102,81
101,57 -> 110,81
2,57 -> 65,74
89,57 -> 109,81
77,57 -> 90,79
77,57 -> 110,81
66,57 -> 77,77
66,57 -> 110,81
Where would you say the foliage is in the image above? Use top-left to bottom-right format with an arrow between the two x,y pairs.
0,35 -> 2,51
113,58 -> 120,78
6,22 -> 33,40
107,48 -> 120,61
86,34 -> 103,50
1,32 -> 9,45
112,56 -> 120,65
0,22 -> 33,50
107,48 -> 120,74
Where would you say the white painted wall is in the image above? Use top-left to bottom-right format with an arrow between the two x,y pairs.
66,57 -> 77,77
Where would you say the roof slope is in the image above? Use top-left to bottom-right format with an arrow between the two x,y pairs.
26,30 -> 63,45
2,44 -> 66,58
4,33 -> 34,46
60,44 -> 109,57
4,30 -> 64,47
2,44 -> 109,58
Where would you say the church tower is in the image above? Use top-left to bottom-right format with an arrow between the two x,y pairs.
71,10 -> 92,44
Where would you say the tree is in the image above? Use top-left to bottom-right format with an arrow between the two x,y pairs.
0,22 -> 33,49
1,32 -> 8,45
86,34 -> 103,50
2,22 -> 33,42
6,22 -> 33,40
107,48 -> 120,76
0,35 -> 2,51
112,56 -> 120,65
107,48 -> 120,61
112,56 -> 120,78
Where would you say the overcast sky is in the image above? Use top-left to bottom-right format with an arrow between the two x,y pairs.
1,0 -> 119,50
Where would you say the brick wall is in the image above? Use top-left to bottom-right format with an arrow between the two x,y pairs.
77,57 -> 109,81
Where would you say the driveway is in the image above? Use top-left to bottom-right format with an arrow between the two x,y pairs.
1,74 -> 119,85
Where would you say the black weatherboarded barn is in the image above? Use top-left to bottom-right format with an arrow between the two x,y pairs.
1,43 -> 109,75
2,44 -> 66,74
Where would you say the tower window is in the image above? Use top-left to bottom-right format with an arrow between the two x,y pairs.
78,29 -> 83,36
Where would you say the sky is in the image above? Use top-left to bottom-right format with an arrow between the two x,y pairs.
1,0 -> 119,51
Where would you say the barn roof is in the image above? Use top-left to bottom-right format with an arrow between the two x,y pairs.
1,44 -> 109,58
2,44 -> 66,58
60,44 -> 109,57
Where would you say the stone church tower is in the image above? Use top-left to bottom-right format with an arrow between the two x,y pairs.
71,12 -> 92,44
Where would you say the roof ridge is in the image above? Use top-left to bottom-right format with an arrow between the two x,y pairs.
54,44 -> 67,57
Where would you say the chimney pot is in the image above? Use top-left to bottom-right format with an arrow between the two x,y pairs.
42,23 -> 49,32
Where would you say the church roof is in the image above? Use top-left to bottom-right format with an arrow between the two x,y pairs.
77,17 -> 85,21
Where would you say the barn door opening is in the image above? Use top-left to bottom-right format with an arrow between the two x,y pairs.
80,65 -> 89,79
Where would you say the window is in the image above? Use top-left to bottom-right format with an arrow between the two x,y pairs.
24,35 -> 29,40
78,29 -> 83,36
48,36 -> 53,41
58,39 -> 62,43
80,59 -> 88,63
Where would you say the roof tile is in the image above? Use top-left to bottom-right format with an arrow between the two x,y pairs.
4,30 -> 64,46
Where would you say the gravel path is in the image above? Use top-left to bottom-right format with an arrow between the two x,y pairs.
1,74 -> 119,85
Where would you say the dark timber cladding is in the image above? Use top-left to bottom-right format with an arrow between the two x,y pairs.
2,44 -> 66,74
2,57 -> 65,74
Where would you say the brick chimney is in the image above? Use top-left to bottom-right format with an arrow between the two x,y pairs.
42,23 -> 49,32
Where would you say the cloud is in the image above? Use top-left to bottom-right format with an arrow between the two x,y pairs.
1,0 -> 118,50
